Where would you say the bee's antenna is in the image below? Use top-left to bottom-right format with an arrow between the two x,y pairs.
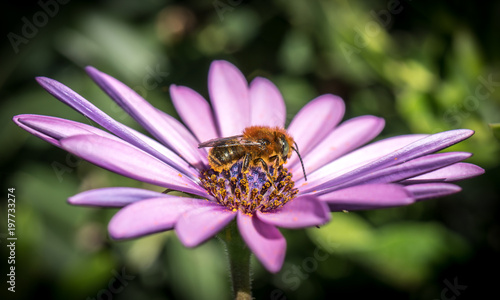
292,141 -> 307,181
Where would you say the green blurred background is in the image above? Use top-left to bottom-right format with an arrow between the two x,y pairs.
1,0 -> 499,299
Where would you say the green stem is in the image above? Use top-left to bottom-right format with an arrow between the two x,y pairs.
219,221 -> 252,300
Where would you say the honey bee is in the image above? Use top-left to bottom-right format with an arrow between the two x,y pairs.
198,126 -> 307,188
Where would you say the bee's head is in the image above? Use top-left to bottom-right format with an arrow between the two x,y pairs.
279,132 -> 307,181
273,128 -> 307,181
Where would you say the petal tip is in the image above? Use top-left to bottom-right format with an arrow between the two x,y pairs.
266,260 -> 284,274
35,76 -> 53,87
67,195 -> 87,206
12,114 -> 34,126
249,76 -> 271,86
107,224 -> 123,240
12,115 -> 22,124
376,116 -> 386,126
107,215 -> 134,240
476,166 -> 486,175
84,65 -> 100,76
169,84 -> 186,96
316,93 -> 345,108
67,196 -> 77,205
211,59 -> 233,67
176,234 -> 200,248
464,164 -> 485,178
457,128 -> 475,138
35,76 -> 49,82
209,60 -> 242,78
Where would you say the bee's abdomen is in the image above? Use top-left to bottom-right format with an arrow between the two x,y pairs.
209,146 -> 244,169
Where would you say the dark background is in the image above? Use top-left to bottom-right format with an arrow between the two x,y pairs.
1,0 -> 499,299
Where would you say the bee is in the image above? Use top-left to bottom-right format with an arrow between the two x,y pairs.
198,126 -> 307,188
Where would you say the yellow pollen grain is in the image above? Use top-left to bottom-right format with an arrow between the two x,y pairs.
178,173 -> 183,177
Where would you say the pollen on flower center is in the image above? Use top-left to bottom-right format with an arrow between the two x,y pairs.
200,162 -> 299,214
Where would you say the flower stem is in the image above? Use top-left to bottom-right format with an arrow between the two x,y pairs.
219,221 -> 252,300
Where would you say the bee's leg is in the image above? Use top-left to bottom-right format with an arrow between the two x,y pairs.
268,155 -> 279,177
241,152 -> 252,182
242,153 -> 251,173
254,158 -> 278,191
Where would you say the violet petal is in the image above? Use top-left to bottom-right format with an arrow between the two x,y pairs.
302,130 -> 474,194
256,195 -> 331,228
287,94 -> 345,165
68,187 -> 168,207
249,77 -> 286,127
297,134 -> 427,190
13,114 -> 119,147
318,183 -> 414,211
155,108 -> 209,164
170,84 -> 218,142
108,196 -> 203,239
291,115 -> 384,179
35,76 -> 197,178
85,66 -> 204,168
176,205 -> 236,247
316,152 -> 472,194
237,211 -> 286,273
59,135 -> 207,197
208,60 -> 250,136
405,183 -> 462,201
401,163 -> 485,183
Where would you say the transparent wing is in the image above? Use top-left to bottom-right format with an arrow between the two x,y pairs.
198,135 -> 261,148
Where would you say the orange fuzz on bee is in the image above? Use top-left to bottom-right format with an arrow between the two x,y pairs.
198,126 -> 307,184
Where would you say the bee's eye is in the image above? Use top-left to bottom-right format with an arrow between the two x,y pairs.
281,138 -> 289,157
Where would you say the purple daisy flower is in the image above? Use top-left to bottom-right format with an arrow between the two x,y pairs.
13,60 -> 483,274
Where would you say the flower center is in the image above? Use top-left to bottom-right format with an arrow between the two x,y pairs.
200,162 -> 299,214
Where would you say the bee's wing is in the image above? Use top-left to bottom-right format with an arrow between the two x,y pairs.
198,135 -> 260,148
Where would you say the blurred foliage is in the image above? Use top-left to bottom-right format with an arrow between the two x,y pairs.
490,123 -> 500,141
307,212 -> 469,288
1,0 -> 499,299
